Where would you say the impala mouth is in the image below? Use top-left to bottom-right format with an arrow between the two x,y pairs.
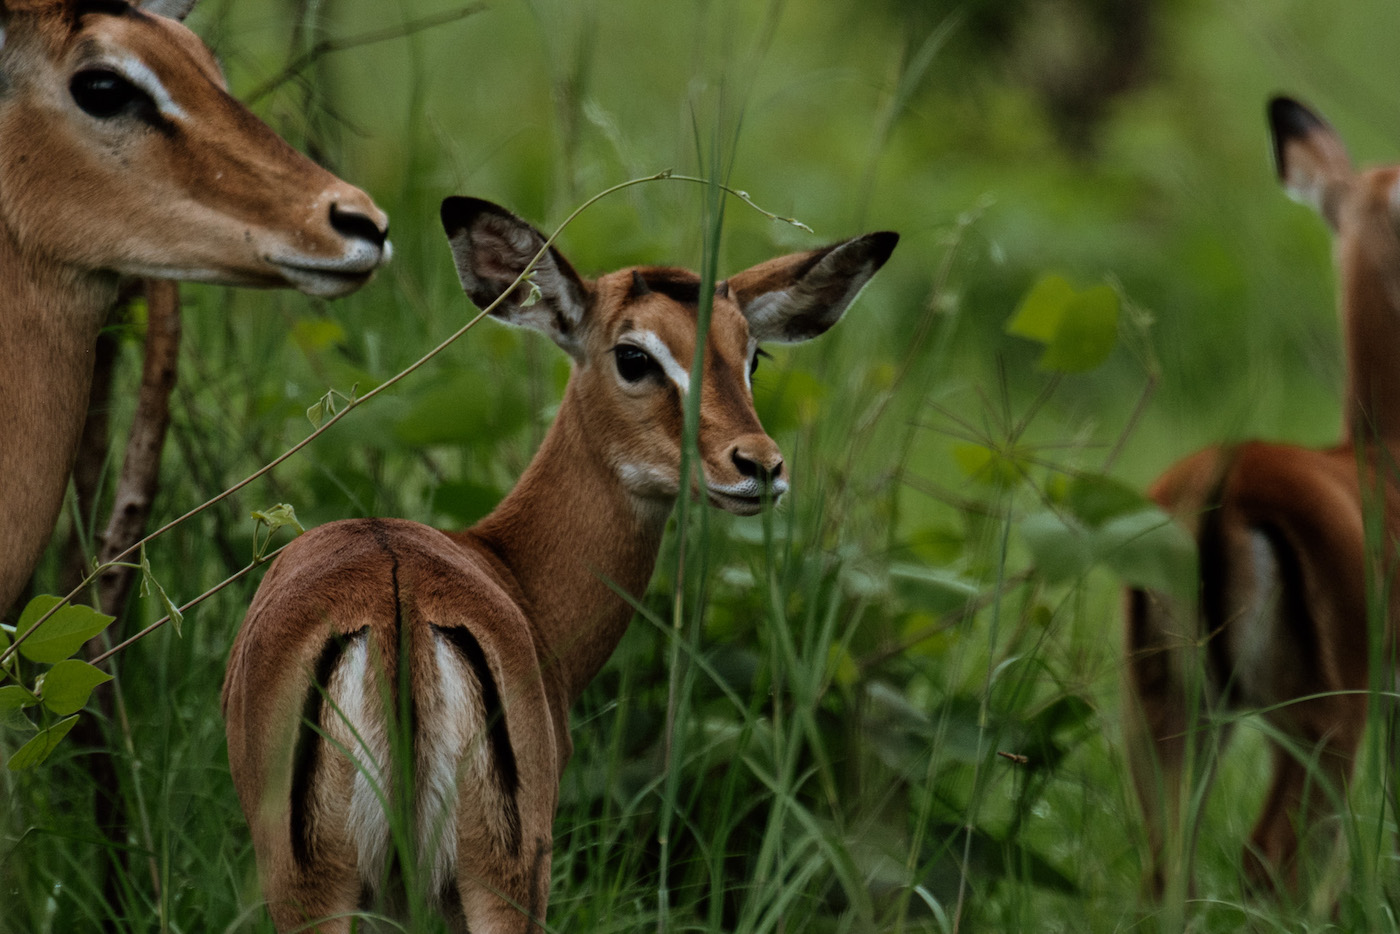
705,481 -> 787,516
269,243 -> 391,299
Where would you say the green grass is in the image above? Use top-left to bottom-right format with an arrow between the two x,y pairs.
6,0 -> 1400,930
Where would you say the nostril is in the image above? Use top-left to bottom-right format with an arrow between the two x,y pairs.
329,203 -> 388,249
732,449 -> 759,479
732,449 -> 782,484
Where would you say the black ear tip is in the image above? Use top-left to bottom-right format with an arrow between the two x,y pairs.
440,196 -> 508,237
1268,95 -> 1326,141
1267,95 -> 1328,180
867,230 -> 900,268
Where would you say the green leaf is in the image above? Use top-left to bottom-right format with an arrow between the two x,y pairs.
16,598 -> 113,664
251,503 -> 305,537
40,659 -> 112,716
1006,274 -> 1076,342
953,443 -> 1025,487
0,684 -> 38,713
6,715 -> 79,770
138,543 -> 185,637
1096,508 -> 1198,599
1037,284 -> 1119,373
1061,474 -> 1151,527
889,562 -> 981,614
1019,511 -> 1094,583
1006,275 -> 1120,373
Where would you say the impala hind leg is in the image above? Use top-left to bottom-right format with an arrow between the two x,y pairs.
1124,586 -> 1224,896
455,834 -> 552,934
1244,703 -> 1365,894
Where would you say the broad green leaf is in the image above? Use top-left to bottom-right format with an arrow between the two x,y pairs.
0,685 -> 38,713
1006,274 -> 1075,342
1096,509 -> 1198,599
40,659 -> 113,716
6,715 -> 79,770
889,562 -> 980,614
1019,511 -> 1094,583
1037,285 -> 1119,373
1062,474 -> 1151,527
16,598 -> 113,664
953,443 -> 1025,487
0,626 -> 9,654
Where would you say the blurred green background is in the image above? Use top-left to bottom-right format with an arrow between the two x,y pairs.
5,0 -> 1400,930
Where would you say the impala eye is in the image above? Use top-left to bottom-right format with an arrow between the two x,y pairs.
749,348 -> 771,379
614,345 -> 659,383
70,69 -> 150,119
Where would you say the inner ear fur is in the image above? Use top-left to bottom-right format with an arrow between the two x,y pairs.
440,196 -> 592,357
727,231 -> 898,344
1269,96 -> 1352,225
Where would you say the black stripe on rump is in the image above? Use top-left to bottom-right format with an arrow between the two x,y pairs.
431,623 -> 522,854
290,626 -> 369,868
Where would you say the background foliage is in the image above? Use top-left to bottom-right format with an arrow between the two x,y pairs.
4,0 -> 1400,930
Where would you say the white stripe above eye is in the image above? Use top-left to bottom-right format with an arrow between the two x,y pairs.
625,330 -> 692,394
112,53 -> 188,121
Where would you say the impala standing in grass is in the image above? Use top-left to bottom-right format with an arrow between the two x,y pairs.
223,196 -> 897,932
0,0 -> 390,618
1125,97 -> 1400,895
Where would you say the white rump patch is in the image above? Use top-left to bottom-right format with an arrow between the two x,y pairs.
415,635 -> 483,895
1227,529 -> 1285,706
324,637 -> 393,889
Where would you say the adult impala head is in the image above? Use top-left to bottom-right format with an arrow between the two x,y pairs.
0,0 -> 390,295
0,0 -> 390,618
1125,96 -> 1400,900
224,198 -> 897,932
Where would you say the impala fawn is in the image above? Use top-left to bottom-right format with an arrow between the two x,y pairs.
0,0 -> 390,617
1125,97 -> 1400,895
223,197 -> 898,932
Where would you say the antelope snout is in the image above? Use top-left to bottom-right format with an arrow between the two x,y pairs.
325,184 -> 392,267
705,434 -> 788,515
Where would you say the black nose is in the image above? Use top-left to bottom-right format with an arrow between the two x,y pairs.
330,203 -> 388,249
732,449 -> 783,484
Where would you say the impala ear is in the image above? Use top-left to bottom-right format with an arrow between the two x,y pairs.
725,231 -> 898,344
440,197 -> 592,358
138,0 -> 197,21
1270,96 -> 1352,227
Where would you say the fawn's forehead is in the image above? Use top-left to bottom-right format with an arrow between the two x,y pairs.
596,266 -> 751,358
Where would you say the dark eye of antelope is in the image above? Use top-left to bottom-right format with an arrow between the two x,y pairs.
749,348 -> 770,379
70,69 -> 153,120
614,345 -> 660,384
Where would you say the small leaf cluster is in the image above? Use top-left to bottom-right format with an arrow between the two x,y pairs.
0,595 -> 114,770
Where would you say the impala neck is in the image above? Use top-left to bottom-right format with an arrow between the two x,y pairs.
0,225 -> 116,616
455,375 -> 670,708
1340,223 -> 1400,446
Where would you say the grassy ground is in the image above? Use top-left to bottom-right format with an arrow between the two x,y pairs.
5,0 -> 1400,930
